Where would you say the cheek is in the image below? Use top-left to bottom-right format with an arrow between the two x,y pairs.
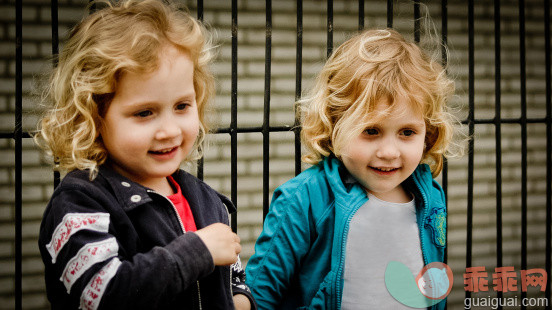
187,118 -> 201,139
410,139 -> 426,162
341,137 -> 367,158
104,123 -> 146,150
187,110 -> 201,133
342,149 -> 370,174
350,149 -> 369,165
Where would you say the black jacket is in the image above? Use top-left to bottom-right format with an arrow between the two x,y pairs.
38,166 -> 256,309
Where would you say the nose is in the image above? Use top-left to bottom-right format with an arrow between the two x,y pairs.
155,115 -> 181,140
375,137 -> 400,160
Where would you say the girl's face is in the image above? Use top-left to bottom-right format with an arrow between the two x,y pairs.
100,46 -> 200,193
340,98 -> 426,203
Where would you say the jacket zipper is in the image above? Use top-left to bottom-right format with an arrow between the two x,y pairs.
148,190 -> 202,310
411,178 -> 430,266
335,195 -> 368,310
196,282 -> 202,309
411,177 -> 436,310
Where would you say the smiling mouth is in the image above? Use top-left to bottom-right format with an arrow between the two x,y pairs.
149,147 -> 178,155
370,167 -> 399,173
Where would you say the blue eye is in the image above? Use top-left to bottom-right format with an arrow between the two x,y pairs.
135,110 -> 152,118
364,128 -> 378,135
176,103 -> 189,111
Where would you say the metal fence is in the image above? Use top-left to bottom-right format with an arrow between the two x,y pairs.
4,0 -> 551,309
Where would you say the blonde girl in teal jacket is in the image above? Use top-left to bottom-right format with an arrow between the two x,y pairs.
246,29 -> 461,309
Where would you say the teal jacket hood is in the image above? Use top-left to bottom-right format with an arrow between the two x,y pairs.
246,156 -> 447,309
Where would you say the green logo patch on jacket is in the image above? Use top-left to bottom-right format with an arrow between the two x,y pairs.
425,207 -> 447,247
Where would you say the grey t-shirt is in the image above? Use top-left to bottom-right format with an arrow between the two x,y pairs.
341,193 -> 424,309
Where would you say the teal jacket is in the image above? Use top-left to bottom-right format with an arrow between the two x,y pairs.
246,156 -> 447,309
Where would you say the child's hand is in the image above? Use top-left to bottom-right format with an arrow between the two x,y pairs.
195,223 -> 241,266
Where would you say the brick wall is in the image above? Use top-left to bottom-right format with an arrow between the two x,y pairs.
0,0 -> 549,308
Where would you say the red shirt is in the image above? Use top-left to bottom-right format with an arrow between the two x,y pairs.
167,176 -> 197,232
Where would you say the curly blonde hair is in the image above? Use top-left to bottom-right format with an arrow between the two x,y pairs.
300,29 -> 457,177
35,0 -> 214,179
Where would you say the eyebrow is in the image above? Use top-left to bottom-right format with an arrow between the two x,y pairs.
364,121 -> 425,128
123,93 -> 196,109
120,101 -> 157,111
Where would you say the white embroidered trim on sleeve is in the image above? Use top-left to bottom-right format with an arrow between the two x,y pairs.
231,256 -> 244,273
79,257 -> 121,310
46,213 -> 110,263
61,237 -> 119,293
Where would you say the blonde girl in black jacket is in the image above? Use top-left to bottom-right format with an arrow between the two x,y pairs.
35,1 -> 255,309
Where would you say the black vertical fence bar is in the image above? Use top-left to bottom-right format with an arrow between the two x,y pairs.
466,0 -> 475,301
387,0 -> 393,28
15,0 -> 23,308
358,0 -> 364,31
230,0 -> 238,232
262,0 -> 272,220
414,0 -> 420,43
51,0 -> 61,188
196,0 -> 204,180
518,1 -> 528,307
197,0 -> 203,21
197,158 -> 204,180
89,0 -> 97,13
294,0 -> 303,177
51,0 -> 58,62
327,0 -> 333,58
545,0 -> 552,307
493,0 -> 503,306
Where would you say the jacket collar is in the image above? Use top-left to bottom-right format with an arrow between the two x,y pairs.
171,169 -> 237,214
97,165 -> 154,211
97,166 -> 237,215
323,156 -> 368,209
